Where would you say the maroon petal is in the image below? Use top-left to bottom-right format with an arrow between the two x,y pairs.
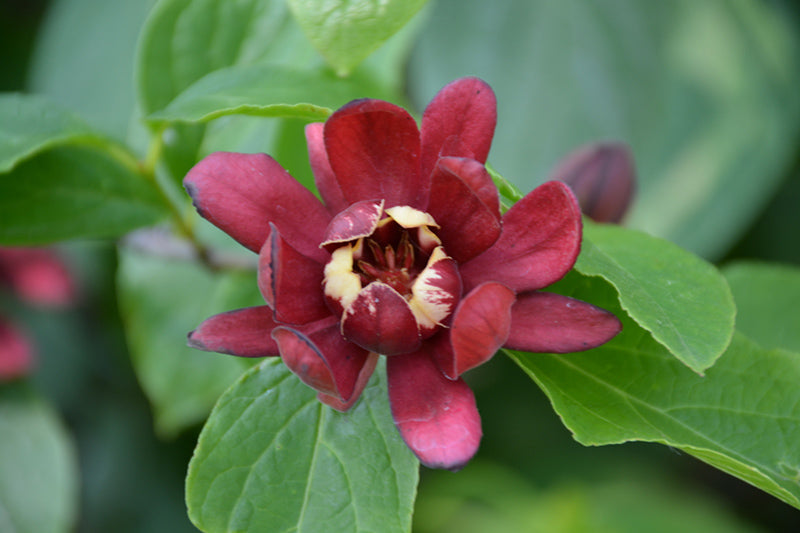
426,158 -> 501,263
324,99 -> 424,209
341,282 -> 421,355
188,306 -> 280,357
437,157 -> 500,219
184,152 -> 331,262
320,199 -> 384,248
387,350 -> 482,470
306,122 -> 349,214
505,292 -> 622,353
431,282 -> 515,379
272,316 -> 370,401
460,181 -> 582,293
317,352 -> 379,412
258,224 -> 330,325
420,77 -> 497,181
0,318 -> 35,380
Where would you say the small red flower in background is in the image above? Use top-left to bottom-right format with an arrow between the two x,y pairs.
184,78 -> 621,470
0,247 -> 76,381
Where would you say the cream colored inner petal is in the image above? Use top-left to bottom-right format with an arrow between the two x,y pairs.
323,242 -> 362,310
408,247 -> 456,329
385,206 -> 439,229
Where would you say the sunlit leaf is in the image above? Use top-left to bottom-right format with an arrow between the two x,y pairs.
187,358 -> 419,533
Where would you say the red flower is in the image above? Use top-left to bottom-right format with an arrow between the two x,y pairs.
184,78 -> 621,470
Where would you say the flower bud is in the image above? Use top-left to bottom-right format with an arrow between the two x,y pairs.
0,318 -> 34,381
549,142 -> 636,224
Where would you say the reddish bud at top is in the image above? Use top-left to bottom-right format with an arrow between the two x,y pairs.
549,142 -> 636,224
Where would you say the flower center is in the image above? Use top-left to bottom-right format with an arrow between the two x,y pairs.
356,232 -> 417,296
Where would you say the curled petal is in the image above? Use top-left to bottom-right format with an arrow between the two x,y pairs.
436,156 -> 500,219
321,199 -> 385,248
324,99 -> 424,209
188,306 -> 280,357
431,282 -> 515,379
387,350 -> 482,470
420,77 -> 497,181
258,224 -> 330,325
184,152 -> 331,261
426,158 -> 501,263
306,122 -> 348,214
408,247 -> 462,338
384,206 -> 438,229
317,352 -> 379,412
505,292 -> 622,353
341,282 -> 421,355
272,317 -> 370,402
460,181 -> 582,293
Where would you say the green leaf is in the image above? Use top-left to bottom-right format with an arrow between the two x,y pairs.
574,222 -> 735,374
187,358 -> 419,533
28,0 -> 155,137
117,246 -> 261,437
723,261 -> 800,354
0,145 -> 168,245
149,65 -> 392,124
0,93 -> 96,173
409,0 -> 800,258
510,273 -> 800,509
0,385 -> 78,533
288,0 -> 428,76
136,0 -> 317,115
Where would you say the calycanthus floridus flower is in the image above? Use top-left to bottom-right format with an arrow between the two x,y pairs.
183,77 -> 622,470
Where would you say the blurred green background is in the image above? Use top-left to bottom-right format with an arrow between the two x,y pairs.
2,0 -> 800,531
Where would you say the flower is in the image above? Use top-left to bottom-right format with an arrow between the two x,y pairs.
0,317 -> 34,381
549,142 -> 636,224
183,77 -> 622,470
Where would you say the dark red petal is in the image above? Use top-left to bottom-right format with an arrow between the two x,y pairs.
549,142 -> 636,224
420,77 -> 497,181
183,152 -> 331,261
272,316 -> 370,401
324,99 -> 424,209
387,350 -> 482,470
306,122 -> 349,214
426,159 -> 501,263
188,306 -> 280,357
431,282 -> 515,379
320,199 -> 385,248
0,318 -> 35,380
505,291 -> 622,353
460,181 -> 582,293
437,157 -> 500,219
341,282 -> 421,355
317,352 -> 379,412
258,224 -> 330,325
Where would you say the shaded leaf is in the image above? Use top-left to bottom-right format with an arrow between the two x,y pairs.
510,272 -> 800,509
117,246 -> 261,437
288,0 -> 428,76
575,222 -> 735,373
723,261 -> 800,353
0,145 -> 167,245
0,385 -> 78,533
187,358 -> 419,533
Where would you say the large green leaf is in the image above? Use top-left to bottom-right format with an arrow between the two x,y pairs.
510,272 -> 800,509
288,0 -> 428,76
187,358 -> 419,533
148,65 -> 393,124
574,222 -> 735,373
723,261 -> 800,354
117,246 -> 261,437
0,385 -> 78,533
408,0 -> 800,258
0,145 -> 167,245
28,0 -> 155,138
0,93 -> 96,173
136,0 -> 317,115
